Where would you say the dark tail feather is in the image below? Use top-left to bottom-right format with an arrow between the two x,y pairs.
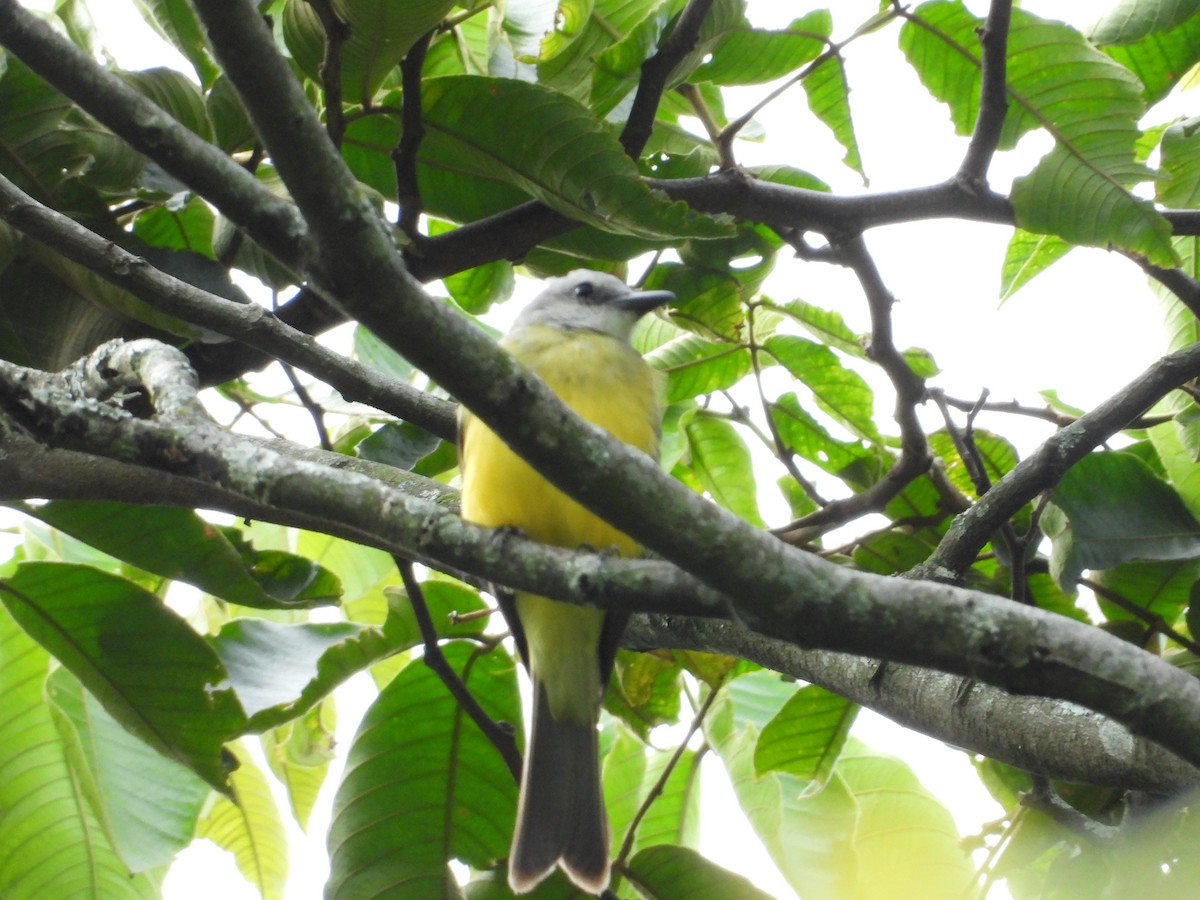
509,680 -> 609,895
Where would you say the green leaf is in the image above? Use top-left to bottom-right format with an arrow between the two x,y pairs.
1103,13 -> 1200,103
1158,116 -> 1200,207
119,67 -> 212,140
999,229 -> 1073,302
211,618 -> 394,731
1093,558 -> 1200,625
631,746 -> 701,851
196,741 -> 289,900
418,76 -> 730,240
764,334 -> 881,441
0,562 -> 246,792
132,195 -> 216,257
132,0 -> 221,87
769,298 -> 865,358
692,12 -> 830,85
834,739 -> 973,898
1043,451 -> 1200,590
262,698 -> 336,831
769,392 -> 880,485
646,333 -> 751,403
682,411 -> 764,526
0,603 -> 160,899
326,642 -> 519,897
26,501 -> 342,609
1090,0 -> 1200,45
358,421 -> 441,470
628,845 -> 776,899
901,3 -> 1174,265
754,685 -> 856,783
803,53 -> 865,180
282,0 -> 458,104
47,668 -> 209,873
706,672 -> 856,898
0,58 -> 89,201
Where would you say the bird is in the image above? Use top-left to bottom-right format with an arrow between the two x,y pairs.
458,269 -> 673,894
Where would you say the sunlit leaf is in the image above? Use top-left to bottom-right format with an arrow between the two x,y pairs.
326,642 -> 519,897
755,684 -> 856,783
0,562 -> 245,792
0,604 -> 161,898
682,411 -> 764,526
47,668 -> 209,873
196,741 -> 288,900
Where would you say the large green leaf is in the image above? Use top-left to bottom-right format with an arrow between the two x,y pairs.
1043,451 -> 1200,590
326,642 -> 520,897
418,76 -> 730,240
211,618 -> 394,731
627,845 -> 775,899
132,0 -> 221,87
1093,558 -> 1200,625
763,334 -> 881,442
691,11 -> 830,85
0,562 -> 246,791
834,739 -> 973,898
1090,0 -> 1200,44
196,741 -> 289,900
0,57 -> 87,201
0,602 -> 161,899
646,333 -> 752,403
282,0 -> 458,104
707,673 -> 856,898
25,501 -> 342,610
901,2 -> 1174,265
628,745 -> 701,852
47,668 -> 209,874
681,411 -> 764,526
1102,12 -> 1200,104
754,685 -> 856,783
769,392 -> 881,485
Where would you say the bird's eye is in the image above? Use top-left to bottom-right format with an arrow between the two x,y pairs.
573,281 -> 595,300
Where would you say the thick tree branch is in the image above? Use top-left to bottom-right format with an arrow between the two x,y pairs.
625,615 -> 1200,796
0,172 -> 456,440
6,340 -> 1200,775
915,340 -> 1200,580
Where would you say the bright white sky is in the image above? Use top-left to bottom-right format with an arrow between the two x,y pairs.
7,1 -> 1179,898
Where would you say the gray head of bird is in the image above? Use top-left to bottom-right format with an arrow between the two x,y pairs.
511,270 -> 675,342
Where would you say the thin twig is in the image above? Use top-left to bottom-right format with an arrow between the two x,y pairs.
1080,576 -> 1200,657
394,30 -> 433,242
395,558 -> 522,781
280,362 -> 332,450
612,686 -> 718,869
305,0 -> 349,144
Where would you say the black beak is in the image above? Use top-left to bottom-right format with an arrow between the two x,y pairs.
615,289 -> 675,317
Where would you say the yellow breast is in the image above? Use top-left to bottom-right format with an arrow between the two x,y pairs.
459,325 -> 663,556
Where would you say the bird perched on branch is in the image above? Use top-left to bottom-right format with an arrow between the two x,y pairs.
458,270 -> 672,894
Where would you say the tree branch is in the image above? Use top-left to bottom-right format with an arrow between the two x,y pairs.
7,340 -> 1200,775
957,0 -> 1012,188
915,341 -> 1200,580
625,615 -> 1200,796
0,172 -> 457,440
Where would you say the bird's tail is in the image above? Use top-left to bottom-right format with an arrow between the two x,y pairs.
508,678 -> 609,895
